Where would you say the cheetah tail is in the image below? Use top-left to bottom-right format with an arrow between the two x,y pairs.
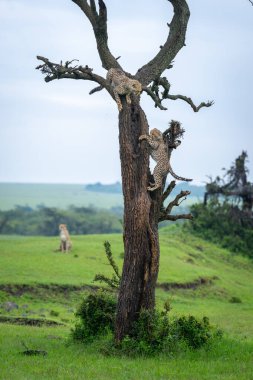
169,166 -> 192,182
89,85 -> 104,95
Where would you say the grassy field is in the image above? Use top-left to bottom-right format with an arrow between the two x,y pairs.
0,182 -> 200,211
0,226 -> 253,379
0,183 -> 124,210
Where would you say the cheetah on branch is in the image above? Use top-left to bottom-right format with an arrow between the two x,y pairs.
139,128 -> 192,192
107,68 -> 142,112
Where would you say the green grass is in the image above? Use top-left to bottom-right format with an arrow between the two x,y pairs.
0,183 -> 124,210
0,324 -> 252,380
0,226 -> 253,379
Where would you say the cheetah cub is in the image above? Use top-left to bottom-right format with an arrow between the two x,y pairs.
139,128 -> 192,191
107,68 -> 142,112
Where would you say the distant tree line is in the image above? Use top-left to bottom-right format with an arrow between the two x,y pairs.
85,182 -> 122,193
0,205 -> 122,236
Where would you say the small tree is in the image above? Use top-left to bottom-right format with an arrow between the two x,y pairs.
36,0 -> 213,342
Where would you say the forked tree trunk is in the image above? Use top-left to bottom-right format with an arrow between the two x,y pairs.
115,98 -> 161,342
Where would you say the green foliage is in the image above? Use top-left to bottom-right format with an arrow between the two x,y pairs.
0,205 -> 122,236
72,294 -> 221,356
94,241 -> 121,289
71,291 -> 117,341
116,308 -> 221,356
118,309 -> 172,356
173,315 -> 222,349
187,199 -> 253,257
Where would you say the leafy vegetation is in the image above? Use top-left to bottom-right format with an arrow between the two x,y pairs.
71,290 -> 221,356
188,199 -> 253,257
72,291 -> 117,341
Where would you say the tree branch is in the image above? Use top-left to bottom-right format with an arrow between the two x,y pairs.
142,86 -> 168,110
159,189 -> 192,222
161,213 -> 193,221
165,94 -> 214,112
136,0 -> 190,86
161,181 -> 176,202
144,76 -> 213,112
166,190 -> 191,215
71,0 -> 121,70
36,56 -> 112,96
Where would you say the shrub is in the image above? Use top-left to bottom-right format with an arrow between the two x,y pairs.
229,296 -> 242,304
71,294 -> 222,355
117,309 -> 221,356
71,291 -> 116,341
173,315 -> 214,349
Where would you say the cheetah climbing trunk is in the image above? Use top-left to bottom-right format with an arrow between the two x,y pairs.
115,100 -> 160,343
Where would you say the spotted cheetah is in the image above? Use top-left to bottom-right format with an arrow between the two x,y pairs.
139,128 -> 192,191
107,68 -> 142,111
59,224 -> 72,253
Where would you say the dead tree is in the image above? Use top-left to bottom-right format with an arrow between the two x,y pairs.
36,0 -> 212,342
204,151 -> 253,213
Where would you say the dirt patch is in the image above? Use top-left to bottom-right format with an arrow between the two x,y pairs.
157,276 -> 218,291
0,283 -> 99,297
0,315 -> 64,327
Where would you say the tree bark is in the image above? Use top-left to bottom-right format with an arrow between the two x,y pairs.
115,98 -> 161,342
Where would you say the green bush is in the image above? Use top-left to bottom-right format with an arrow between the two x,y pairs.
71,294 -> 222,355
117,309 -> 221,356
173,315 -> 217,349
71,291 -> 116,341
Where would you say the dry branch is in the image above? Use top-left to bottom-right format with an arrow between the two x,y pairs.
36,56 -> 112,96
159,188 -> 192,222
143,77 -> 213,112
161,181 -> 176,202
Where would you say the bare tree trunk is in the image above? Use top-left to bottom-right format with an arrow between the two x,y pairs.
115,98 -> 161,342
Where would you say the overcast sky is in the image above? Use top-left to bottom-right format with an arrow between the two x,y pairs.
0,0 -> 252,185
